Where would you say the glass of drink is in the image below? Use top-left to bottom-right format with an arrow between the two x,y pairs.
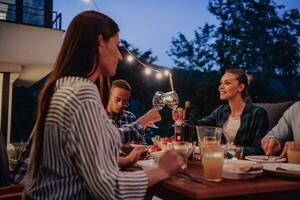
174,142 -> 189,169
163,91 -> 179,110
152,91 -> 165,110
225,144 -> 243,160
150,91 -> 166,128
202,146 -> 224,182
195,126 -> 222,159
287,143 -> 300,164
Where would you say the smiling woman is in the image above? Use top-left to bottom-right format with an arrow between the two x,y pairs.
194,69 -> 269,157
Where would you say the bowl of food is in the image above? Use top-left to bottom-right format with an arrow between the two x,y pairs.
173,142 -> 195,158
152,136 -> 174,151
150,151 -> 164,159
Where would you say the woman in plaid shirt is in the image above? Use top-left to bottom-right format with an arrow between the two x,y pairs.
196,69 -> 269,156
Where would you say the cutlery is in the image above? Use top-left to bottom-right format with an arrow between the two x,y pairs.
276,167 -> 300,174
178,169 -> 207,184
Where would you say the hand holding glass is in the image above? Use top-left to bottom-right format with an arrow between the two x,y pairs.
150,91 -> 179,128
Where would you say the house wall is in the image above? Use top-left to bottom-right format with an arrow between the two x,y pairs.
0,20 -> 63,86
0,20 -> 63,143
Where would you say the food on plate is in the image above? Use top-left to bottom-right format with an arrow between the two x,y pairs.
150,144 -> 161,152
239,164 -> 263,172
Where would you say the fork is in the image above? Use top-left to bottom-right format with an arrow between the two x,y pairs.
178,169 -> 207,184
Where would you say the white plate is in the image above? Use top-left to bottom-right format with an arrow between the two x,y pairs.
223,159 -> 263,180
245,155 -> 287,163
263,163 -> 300,179
136,159 -> 158,170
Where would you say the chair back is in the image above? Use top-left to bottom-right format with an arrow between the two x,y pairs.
0,131 -> 10,186
254,101 -> 294,130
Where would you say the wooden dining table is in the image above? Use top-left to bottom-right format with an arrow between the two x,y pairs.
150,160 -> 300,200
2,160 -> 300,200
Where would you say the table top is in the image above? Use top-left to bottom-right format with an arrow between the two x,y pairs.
151,160 -> 300,200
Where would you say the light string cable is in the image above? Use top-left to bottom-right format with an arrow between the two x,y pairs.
82,0 -> 99,11
123,47 -> 174,91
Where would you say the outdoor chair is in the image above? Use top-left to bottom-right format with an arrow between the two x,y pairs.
254,101 -> 294,130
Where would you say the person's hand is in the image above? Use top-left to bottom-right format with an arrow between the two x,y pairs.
261,137 -> 281,156
126,146 -> 148,166
158,150 -> 184,177
144,150 -> 183,187
137,108 -> 161,128
279,141 -> 300,159
172,108 -> 184,122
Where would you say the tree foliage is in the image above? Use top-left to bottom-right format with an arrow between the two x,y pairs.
168,0 -> 300,77
168,0 -> 300,104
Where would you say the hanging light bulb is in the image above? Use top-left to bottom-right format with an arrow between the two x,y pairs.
145,68 -> 152,75
164,70 -> 170,76
127,55 -> 134,62
156,72 -> 162,79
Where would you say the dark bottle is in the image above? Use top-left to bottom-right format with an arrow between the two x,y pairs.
174,120 -> 183,142
182,101 -> 194,143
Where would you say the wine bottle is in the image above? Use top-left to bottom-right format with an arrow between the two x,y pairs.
182,101 -> 194,143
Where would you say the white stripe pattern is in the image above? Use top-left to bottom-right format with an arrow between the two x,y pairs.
24,77 -> 148,200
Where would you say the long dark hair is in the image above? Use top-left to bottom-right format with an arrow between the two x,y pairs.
30,11 -> 119,175
225,69 -> 251,101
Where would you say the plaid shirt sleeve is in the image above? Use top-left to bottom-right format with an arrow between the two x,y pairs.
113,111 -> 145,144
119,121 -> 145,144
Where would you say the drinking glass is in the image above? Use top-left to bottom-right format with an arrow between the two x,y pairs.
174,142 -> 189,169
150,91 -> 166,128
163,91 -> 179,110
196,126 -> 222,159
225,144 -> 243,160
150,91 -> 179,128
152,91 -> 165,110
287,143 -> 300,164
202,146 -> 224,182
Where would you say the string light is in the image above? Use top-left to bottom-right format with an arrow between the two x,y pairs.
156,72 -> 162,79
164,70 -> 170,76
124,47 -> 174,91
127,55 -> 134,62
145,68 -> 152,75
82,0 -> 99,11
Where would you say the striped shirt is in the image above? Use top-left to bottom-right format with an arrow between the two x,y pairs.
109,110 -> 145,144
24,77 -> 148,200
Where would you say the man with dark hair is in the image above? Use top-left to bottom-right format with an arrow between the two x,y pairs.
107,79 -> 161,144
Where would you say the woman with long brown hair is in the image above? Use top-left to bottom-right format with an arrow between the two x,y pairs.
24,11 -> 183,199
198,69 -> 269,156
173,69 -> 269,156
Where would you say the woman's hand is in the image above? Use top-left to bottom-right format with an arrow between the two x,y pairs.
144,150 -> 183,187
172,108 -> 184,122
158,150 -> 184,177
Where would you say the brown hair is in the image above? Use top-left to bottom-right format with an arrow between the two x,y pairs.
225,69 -> 251,101
31,11 -> 119,175
111,79 -> 131,92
